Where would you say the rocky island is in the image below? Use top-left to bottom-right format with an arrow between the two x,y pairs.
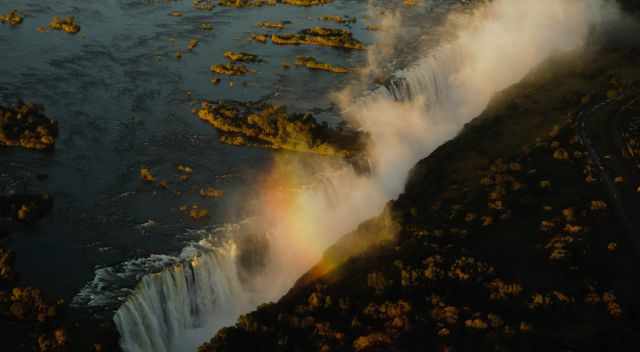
270,27 -> 365,50
48,16 -> 81,34
0,10 -> 23,26
295,56 -> 350,73
0,102 -> 58,150
219,0 -> 332,8
195,99 -> 368,159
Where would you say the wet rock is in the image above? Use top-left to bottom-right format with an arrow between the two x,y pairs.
180,204 -> 209,220
251,33 -> 269,43
193,0 -> 215,11
200,186 -> 224,198
220,0 -> 330,6
177,164 -> 193,174
320,15 -> 356,24
219,0 -> 277,8
257,21 -> 286,30
48,16 -> 80,34
281,0 -> 333,6
188,39 -> 199,50
211,63 -> 250,76
139,167 -> 155,182
176,164 -> 193,182
0,194 -> 53,224
0,248 -> 16,281
219,134 -> 247,145
295,56 -> 349,73
271,27 -> 364,50
0,102 -> 58,150
224,51 -> 261,63
195,100 -> 367,158
0,10 -> 23,26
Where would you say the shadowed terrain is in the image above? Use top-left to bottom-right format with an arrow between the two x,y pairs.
200,42 -> 640,352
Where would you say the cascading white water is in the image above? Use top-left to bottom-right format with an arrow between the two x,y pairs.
71,223 -> 267,352
113,240 -> 250,352
378,45 -> 463,105
75,1 -> 617,351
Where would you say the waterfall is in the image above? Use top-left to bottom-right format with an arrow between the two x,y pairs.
108,39 -> 473,352
113,240 -> 250,352
72,223 -> 269,352
74,1 -> 604,351
380,45 -> 462,105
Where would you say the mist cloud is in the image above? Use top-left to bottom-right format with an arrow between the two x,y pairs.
245,0 -> 622,317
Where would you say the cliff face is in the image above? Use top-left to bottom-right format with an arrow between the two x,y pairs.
199,42 -> 640,352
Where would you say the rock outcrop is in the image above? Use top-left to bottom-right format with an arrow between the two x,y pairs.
270,27 -> 365,50
210,63 -> 250,76
48,16 -> 80,34
0,102 -> 58,150
295,56 -> 349,73
0,10 -> 23,26
195,100 -> 368,159
0,194 -> 53,224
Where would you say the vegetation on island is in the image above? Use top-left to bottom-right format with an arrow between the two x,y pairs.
0,102 -> 58,151
270,27 -> 365,50
295,56 -> 350,74
48,16 -> 80,34
195,99 -> 368,159
257,21 -> 287,30
0,10 -> 23,26
219,0 -> 332,8
320,15 -> 356,25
